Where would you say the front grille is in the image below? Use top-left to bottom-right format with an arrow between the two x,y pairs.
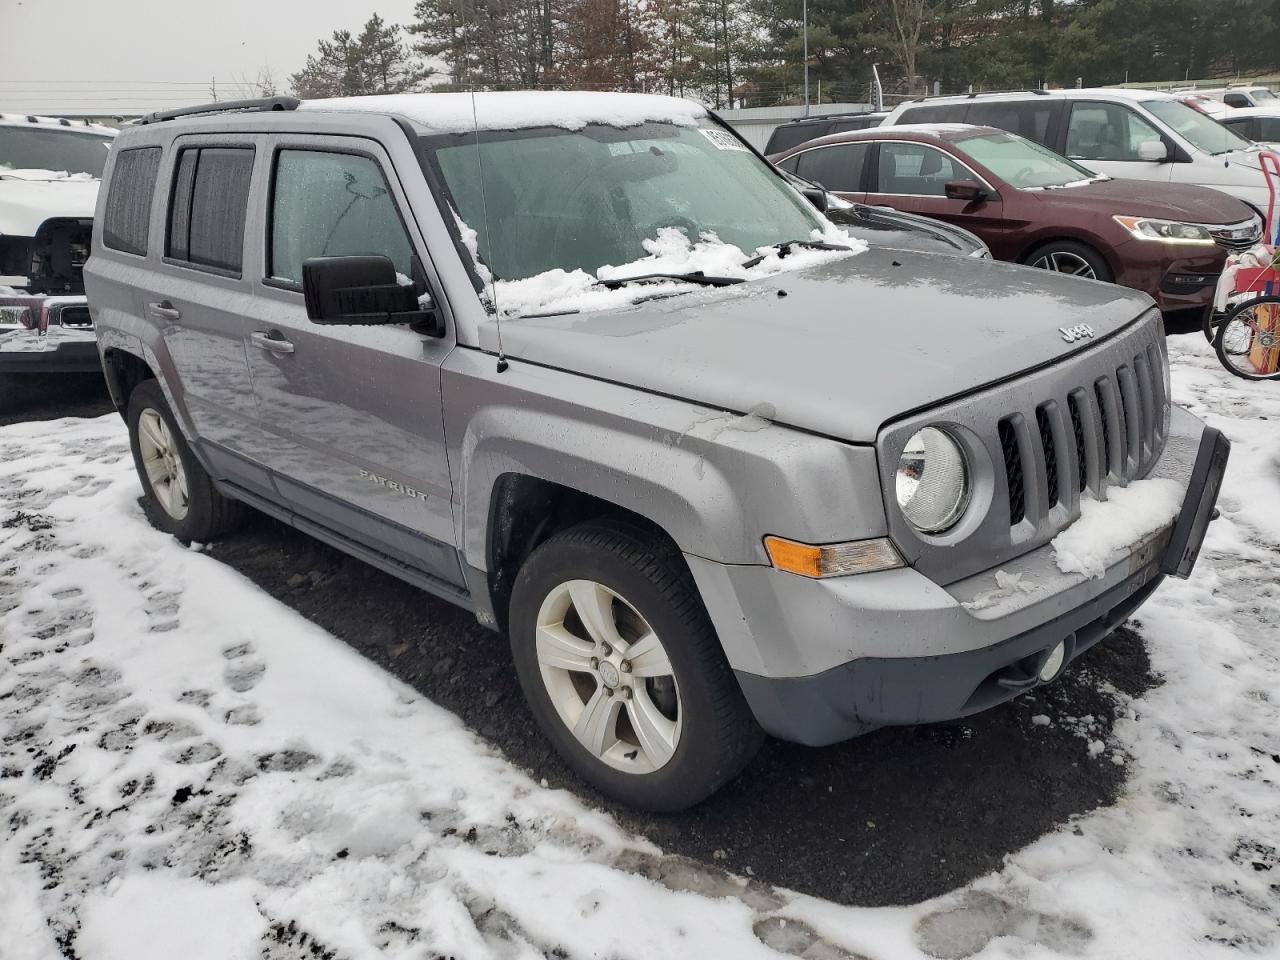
1210,218 -> 1263,251
996,338 -> 1168,530
877,313 -> 1170,586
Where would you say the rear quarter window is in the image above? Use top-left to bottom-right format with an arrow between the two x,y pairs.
895,104 -> 968,125
103,147 -> 162,256
766,122 -> 833,155
965,101 -> 1058,146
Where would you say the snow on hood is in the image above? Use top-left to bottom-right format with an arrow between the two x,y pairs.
302,91 -> 708,134
475,224 -> 866,318
0,175 -> 99,236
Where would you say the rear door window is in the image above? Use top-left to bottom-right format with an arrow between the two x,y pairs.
793,142 -> 870,192
765,122 -> 833,155
1064,103 -> 1163,161
166,146 -> 254,273
1258,118 -> 1280,141
874,142 -> 966,196
269,149 -> 413,286
1223,93 -> 1251,108
103,147 -> 161,256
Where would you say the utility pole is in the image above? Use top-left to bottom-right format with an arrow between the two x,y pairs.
803,0 -> 809,116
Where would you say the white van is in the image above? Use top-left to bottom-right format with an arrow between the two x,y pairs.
885,89 -> 1275,215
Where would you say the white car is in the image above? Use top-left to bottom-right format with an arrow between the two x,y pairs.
1214,106 -> 1280,152
1194,86 -> 1279,110
884,88 -> 1277,215
0,114 -> 115,293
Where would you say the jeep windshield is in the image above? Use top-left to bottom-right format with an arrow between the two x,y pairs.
418,119 -> 835,285
951,131 -> 1101,189
0,126 -> 114,178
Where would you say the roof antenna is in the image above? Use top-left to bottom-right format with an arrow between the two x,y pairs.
470,90 -> 507,373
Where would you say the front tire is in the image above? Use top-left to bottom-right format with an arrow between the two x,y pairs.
126,379 -> 245,541
1023,240 -> 1112,282
509,521 -> 762,811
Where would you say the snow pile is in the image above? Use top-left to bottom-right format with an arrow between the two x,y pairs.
304,91 -> 707,134
0,166 -> 98,182
1051,478 -> 1185,578
490,225 -> 866,317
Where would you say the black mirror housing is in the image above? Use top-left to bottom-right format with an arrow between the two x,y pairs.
302,255 -> 441,334
802,187 -> 829,212
944,180 -> 985,202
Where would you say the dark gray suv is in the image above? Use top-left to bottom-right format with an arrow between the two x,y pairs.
86,92 -> 1227,811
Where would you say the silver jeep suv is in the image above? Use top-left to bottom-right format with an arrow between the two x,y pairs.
85,93 -> 1228,811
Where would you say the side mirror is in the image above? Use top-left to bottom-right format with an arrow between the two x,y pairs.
801,186 -> 829,212
1138,140 -> 1169,162
944,180 -> 986,202
302,255 -> 441,335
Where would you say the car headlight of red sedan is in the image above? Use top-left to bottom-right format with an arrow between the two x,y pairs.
1113,215 -> 1217,245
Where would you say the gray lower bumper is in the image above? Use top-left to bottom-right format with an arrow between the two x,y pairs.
735,566 -> 1162,745
0,341 -> 102,375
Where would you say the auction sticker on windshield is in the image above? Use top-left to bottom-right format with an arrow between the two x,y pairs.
699,128 -> 749,151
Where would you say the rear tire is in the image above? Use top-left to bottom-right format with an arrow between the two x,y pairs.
508,521 -> 762,811
126,379 -> 245,541
1022,240 -> 1113,283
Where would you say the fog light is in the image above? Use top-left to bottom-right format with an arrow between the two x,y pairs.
1038,641 -> 1066,682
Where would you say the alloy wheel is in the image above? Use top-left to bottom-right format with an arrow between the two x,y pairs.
137,408 -> 190,520
535,579 -> 681,774
1030,251 -> 1098,279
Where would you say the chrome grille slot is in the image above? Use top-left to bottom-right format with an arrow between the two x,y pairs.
1067,394 -> 1088,493
1115,365 -> 1141,477
1035,405 -> 1060,508
998,417 -> 1026,525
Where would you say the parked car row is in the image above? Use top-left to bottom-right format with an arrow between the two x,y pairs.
82,91 -> 1229,810
764,87 -> 1278,320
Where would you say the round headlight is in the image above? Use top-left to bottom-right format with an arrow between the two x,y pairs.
895,427 -> 970,533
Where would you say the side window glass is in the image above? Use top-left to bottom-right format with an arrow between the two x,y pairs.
103,147 -> 161,256
166,146 -> 254,273
270,150 -> 413,286
1224,94 -> 1249,108
875,143 -> 963,196
775,155 -> 800,174
896,105 -> 968,124
967,102 -> 1056,146
1066,103 -> 1161,161
794,143 -> 869,192
1260,119 -> 1280,141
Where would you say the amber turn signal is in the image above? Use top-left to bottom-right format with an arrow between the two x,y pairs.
763,535 -> 904,578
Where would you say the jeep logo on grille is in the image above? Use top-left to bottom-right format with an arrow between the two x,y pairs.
1059,323 -> 1095,343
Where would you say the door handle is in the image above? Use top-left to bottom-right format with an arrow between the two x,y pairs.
251,331 -> 295,354
147,301 -> 181,322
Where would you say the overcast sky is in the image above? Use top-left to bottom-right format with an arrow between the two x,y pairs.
0,0 -> 422,116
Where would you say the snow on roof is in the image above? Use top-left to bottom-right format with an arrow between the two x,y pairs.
0,113 -> 116,135
300,91 -> 708,134
876,122 -> 987,135
898,87 -> 1179,108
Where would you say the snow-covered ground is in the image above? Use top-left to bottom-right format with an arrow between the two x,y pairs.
1,334 -> 1278,959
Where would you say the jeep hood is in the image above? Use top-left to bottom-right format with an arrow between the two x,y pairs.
487,248 -> 1156,443
0,178 -> 99,236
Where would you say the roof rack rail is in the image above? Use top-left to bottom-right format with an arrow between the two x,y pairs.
785,111 -> 874,124
138,96 -> 301,126
903,88 -> 1051,105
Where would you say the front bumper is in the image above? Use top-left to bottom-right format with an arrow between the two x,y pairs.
689,411 -> 1228,746
1112,239 -> 1225,313
0,338 -> 102,375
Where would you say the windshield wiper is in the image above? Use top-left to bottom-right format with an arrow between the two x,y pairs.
742,239 -> 850,268
594,271 -> 744,290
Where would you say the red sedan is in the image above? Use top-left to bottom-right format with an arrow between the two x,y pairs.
771,124 -> 1262,320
